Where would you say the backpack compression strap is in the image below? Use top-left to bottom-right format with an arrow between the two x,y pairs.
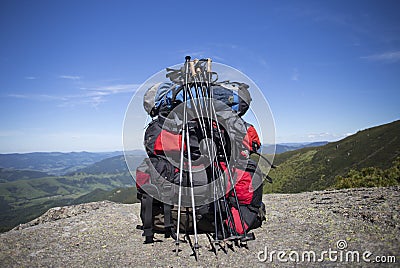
142,193 -> 154,244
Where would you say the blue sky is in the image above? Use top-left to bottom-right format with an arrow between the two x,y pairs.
0,0 -> 399,153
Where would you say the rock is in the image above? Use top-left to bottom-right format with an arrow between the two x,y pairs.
0,187 -> 399,267
13,201 -> 114,230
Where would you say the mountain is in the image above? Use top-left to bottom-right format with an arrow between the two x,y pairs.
0,170 -> 136,231
72,187 -> 139,205
68,154 -> 144,175
0,168 -> 52,183
0,152 -> 142,232
0,151 -> 123,175
264,120 -> 400,193
262,141 -> 329,154
1,120 -> 398,232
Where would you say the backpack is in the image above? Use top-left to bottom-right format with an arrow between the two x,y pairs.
223,158 -> 265,235
144,119 -> 184,158
135,57 -> 270,247
143,83 -> 179,117
143,81 -> 252,118
211,81 -> 252,117
136,157 -> 217,241
243,123 -> 261,153
135,158 -> 176,243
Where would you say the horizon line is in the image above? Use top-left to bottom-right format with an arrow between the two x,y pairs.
0,140 -> 334,154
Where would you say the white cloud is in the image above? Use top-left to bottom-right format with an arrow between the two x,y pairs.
59,75 -> 81,80
7,94 -> 28,99
82,83 -> 139,107
24,76 -> 37,80
6,82 -> 138,108
7,93 -> 67,101
307,132 -> 331,139
83,95 -> 107,108
361,51 -> 400,63
89,83 -> 138,94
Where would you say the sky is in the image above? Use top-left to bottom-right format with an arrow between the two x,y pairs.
0,0 -> 399,153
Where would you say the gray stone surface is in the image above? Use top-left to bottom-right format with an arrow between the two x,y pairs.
1,187 -> 399,267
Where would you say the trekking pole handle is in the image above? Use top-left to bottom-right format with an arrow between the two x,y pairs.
184,56 -> 191,80
189,61 -> 196,77
207,58 -> 212,73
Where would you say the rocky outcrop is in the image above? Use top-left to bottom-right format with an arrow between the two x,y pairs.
1,187 -> 399,267
13,201 -> 113,230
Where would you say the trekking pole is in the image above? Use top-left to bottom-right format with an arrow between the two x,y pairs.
195,59 -> 224,244
252,152 -> 277,169
217,163 -> 243,240
192,60 -> 221,246
212,115 -> 255,242
185,112 -> 200,259
249,152 -> 275,183
189,62 -> 220,248
175,56 -> 191,256
206,66 -> 251,243
201,60 -> 242,242
184,57 -> 200,259
213,177 -> 219,243
188,60 -> 212,152
201,59 -> 242,241
214,163 -> 239,241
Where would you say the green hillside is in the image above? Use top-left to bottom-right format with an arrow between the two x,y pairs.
264,120 -> 400,193
0,173 -> 133,203
0,153 -> 140,232
0,168 -> 51,183
69,155 -> 144,175
72,187 -> 139,205
0,171 -> 136,232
